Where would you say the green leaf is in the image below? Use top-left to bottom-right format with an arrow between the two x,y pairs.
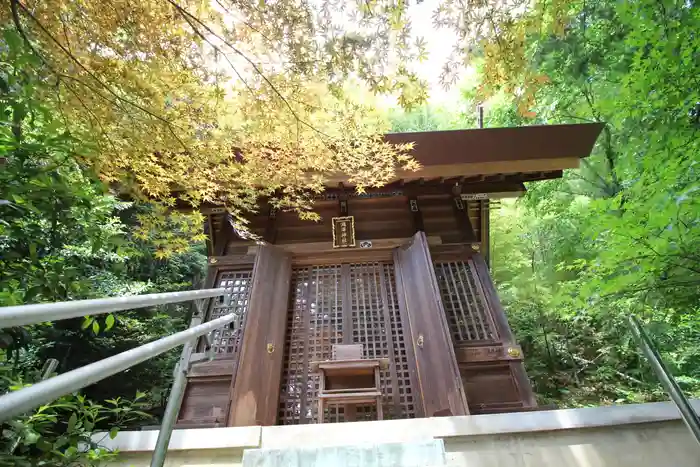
134,390 -> 146,401
92,320 -> 99,335
105,314 -> 115,331
67,413 -> 78,432
2,28 -> 22,54
22,430 -> 40,445
36,438 -> 53,452
109,427 -> 119,439
81,317 -> 93,330
54,435 -> 69,448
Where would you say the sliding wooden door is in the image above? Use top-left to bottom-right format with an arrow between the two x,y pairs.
394,232 -> 469,417
229,245 -> 292,426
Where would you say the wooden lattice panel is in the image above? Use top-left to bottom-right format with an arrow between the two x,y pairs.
278,265 -> 343,424
278,262 -> 416,425
434,261 -> 497,343
206,270 -> 253,356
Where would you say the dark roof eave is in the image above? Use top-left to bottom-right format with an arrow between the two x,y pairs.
384,123 -> 604,166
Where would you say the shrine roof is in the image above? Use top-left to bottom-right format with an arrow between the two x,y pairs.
330,122 -> 604,184
385,123 -> 603,167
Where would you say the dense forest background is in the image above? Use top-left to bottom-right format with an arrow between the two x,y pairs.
390,0 -> 700,407
1,0 -> 699,464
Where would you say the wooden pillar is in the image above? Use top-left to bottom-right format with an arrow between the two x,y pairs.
394,231 -> 469,417
229,245 -> 292,426
480,200 -> 490,267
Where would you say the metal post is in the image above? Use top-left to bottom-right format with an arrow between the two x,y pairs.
151,291 -> 230,467
150,342 -> 192,467
0,312 -> 235,422
628,315 -> 700,445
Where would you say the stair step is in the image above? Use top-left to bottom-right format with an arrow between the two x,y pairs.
242,439 -> 446,467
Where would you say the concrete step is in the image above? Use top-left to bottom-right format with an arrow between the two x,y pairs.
242,438 -> 446,467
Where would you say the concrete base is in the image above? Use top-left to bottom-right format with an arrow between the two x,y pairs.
242,439 -> 445,467
103,400 -> 700,467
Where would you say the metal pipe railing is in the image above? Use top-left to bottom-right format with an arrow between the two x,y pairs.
0,288 -> 227,328
150,341 -> 194,467
0,311 -> 233,423
628,315 -> 700,445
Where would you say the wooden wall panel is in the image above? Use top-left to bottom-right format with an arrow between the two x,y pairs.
229,245 -> 292,426
394,232 -> 468,417
461,364 -> 524,414
178,378 -> 231,427
419,194 -> 460,243
418,194 -> 484,244
224,195 -> 485,249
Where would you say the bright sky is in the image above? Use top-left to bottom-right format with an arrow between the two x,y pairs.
405,0 -> 462,105
369,0 -> 468,110
212,0 -> 466,110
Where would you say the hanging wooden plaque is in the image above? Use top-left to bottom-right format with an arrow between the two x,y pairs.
332,216 -> 356,248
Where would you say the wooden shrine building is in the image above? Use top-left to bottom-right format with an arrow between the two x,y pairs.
176,123 -> 603,427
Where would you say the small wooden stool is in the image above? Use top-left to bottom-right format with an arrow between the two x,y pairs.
311,344 -> 389,423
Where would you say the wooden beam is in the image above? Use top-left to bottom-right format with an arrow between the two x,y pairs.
480,200 -> 490,267
406,190 -> 424,233
245,236 -> 442,256
338,183 -> 349,216
313,179 -> 530,200
213,214 -> 233,257
450,184 -> 477,243
323,157 -> 580,184
205,215 -> 215,257
263,205 -> 278,244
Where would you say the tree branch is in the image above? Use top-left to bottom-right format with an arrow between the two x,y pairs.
12,0 -> 189,151
164,0 -> 331,142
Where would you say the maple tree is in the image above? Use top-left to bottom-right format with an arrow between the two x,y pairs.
393,0 -> 700,408
434,0 -> 571,116
3,0 -> 425,253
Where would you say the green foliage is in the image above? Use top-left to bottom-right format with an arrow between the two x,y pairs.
487,0 -> 700,407
0,26 -> 205,466
0,364 -> 151,467
392,0 -> 700,408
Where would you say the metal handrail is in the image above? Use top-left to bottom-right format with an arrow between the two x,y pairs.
0,312 -> 233,422
0,288 -> 227,328
0,287 -> 232,467
628,315 -> 700,445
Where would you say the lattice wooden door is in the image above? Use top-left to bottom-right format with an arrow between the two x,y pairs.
278,262 -> 417,424
434,260 -> 498,344
178,269 -> 253,427
205,270 -> 253,357
433,256 -> 536,414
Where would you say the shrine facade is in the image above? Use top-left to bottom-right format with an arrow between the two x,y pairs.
175,123 -> 603,427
